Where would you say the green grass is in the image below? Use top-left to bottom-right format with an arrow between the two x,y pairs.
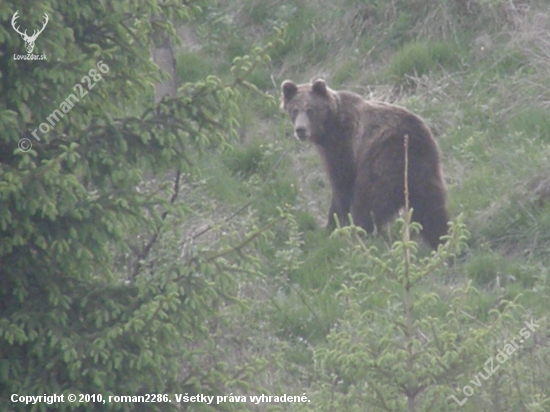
176,50 -> 218,83
202,157 -> 248,205
465,251 -> 535,287
331,59 -> 361,88
385,39 -> 464,83
222,140 -> 265,179
508,106 -> 550,142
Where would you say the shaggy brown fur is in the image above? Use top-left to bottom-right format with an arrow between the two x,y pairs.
281,78 -> 449,250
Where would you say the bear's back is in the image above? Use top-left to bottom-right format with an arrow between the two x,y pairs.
334,91 -> 437,163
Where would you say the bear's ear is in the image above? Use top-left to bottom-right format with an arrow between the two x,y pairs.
312,78 -> 328,96
281,80 -> 298,101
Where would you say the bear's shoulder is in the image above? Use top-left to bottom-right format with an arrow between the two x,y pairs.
337,95 -> 426,128
334,91 -> 406,116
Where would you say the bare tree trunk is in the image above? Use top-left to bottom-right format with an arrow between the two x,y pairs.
151,16 -> 177,103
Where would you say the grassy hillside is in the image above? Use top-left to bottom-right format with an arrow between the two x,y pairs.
176,0 -> 550,410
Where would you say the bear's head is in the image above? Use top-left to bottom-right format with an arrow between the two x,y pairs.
280,78 -> 338,143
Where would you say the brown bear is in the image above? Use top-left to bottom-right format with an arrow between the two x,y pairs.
281,78 -> 449,250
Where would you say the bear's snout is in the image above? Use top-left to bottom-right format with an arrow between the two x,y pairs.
294,126 -> 309,141
293,112 -> 311,140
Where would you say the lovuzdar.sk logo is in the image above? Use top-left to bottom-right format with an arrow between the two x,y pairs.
11,10 -> 48,60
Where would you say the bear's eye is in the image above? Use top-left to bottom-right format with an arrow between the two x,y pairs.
306,108 -> 314,116
290,108 -> 299,118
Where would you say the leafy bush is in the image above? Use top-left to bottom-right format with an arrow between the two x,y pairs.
0,2 -> 286,410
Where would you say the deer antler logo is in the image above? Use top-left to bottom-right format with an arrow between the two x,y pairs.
11,11 -> 49,54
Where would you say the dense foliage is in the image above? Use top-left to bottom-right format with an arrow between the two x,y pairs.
1,1 -> 285,411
